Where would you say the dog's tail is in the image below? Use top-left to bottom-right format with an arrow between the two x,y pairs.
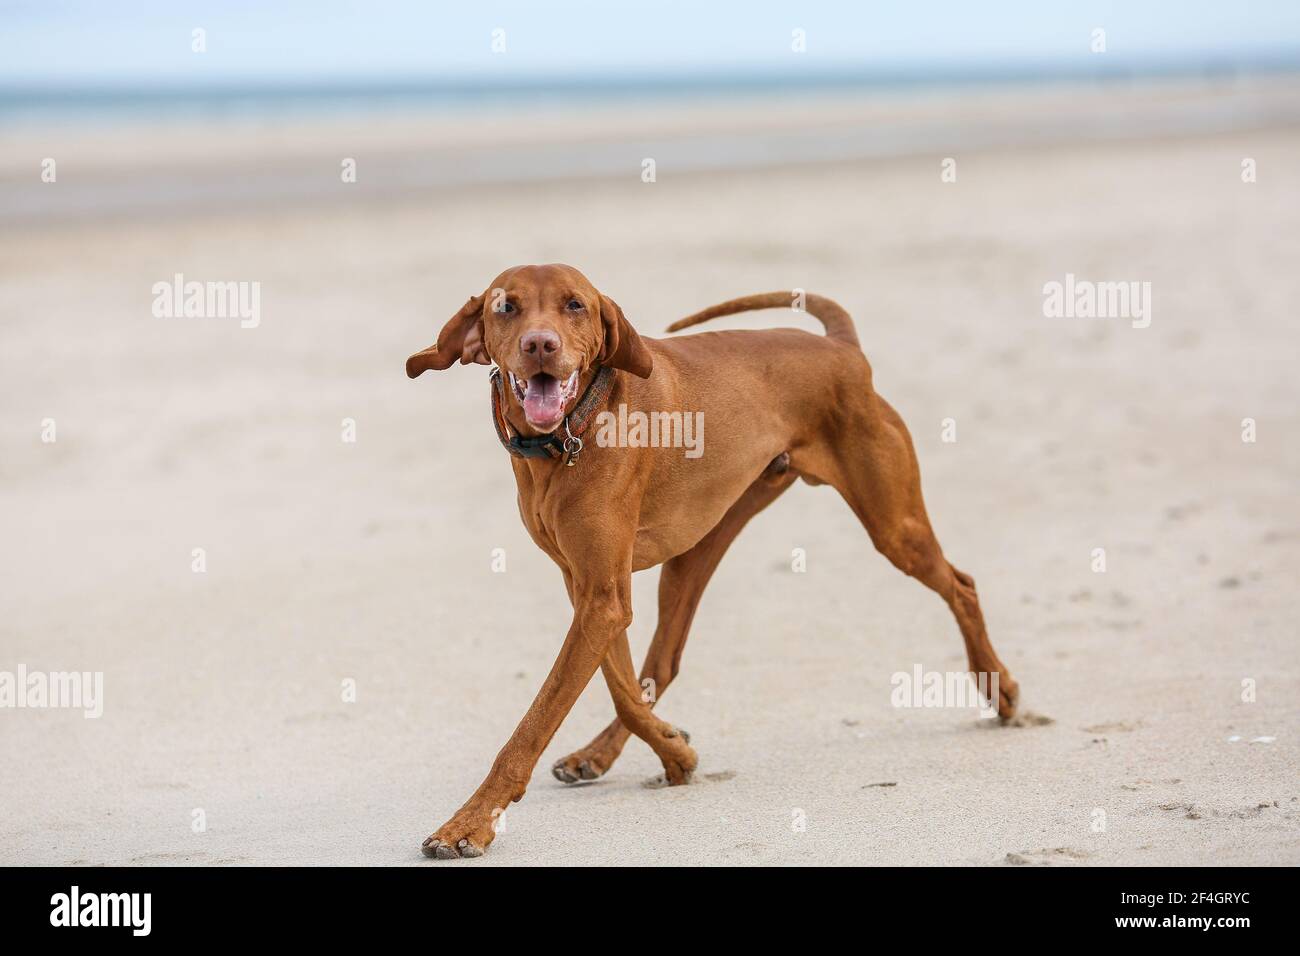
665,291 -> 860,349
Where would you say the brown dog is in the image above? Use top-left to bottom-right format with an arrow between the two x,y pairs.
406,263 -> 1018,859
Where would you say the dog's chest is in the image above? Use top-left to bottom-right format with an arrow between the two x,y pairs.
518,503 -> 562,560
512,469 -> 568,563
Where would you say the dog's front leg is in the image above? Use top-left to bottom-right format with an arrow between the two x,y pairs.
421,571 -> 632,859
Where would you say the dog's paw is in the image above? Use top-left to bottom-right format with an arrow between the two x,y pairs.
996,674 -> 1021,723
551,754 -> 607,784
642,766 -> 696,789
551,731 -> 624,785
420,809 -> 500,860
643,729 -> 697,787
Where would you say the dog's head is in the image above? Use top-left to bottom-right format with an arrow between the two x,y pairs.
406,264 -> 652,433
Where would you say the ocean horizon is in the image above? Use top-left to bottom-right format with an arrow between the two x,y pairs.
5,52 -> 1300,128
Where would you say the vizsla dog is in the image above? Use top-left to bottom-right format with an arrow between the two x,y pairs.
406,263 -> 1018,859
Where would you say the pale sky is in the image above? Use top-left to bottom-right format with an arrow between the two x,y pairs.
1,0 -> 1298,85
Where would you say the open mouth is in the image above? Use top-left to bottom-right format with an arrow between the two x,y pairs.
508,370 -> 580,431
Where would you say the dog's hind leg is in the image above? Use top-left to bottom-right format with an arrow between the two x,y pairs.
552,463 -> 797,784
814,394 -> 1019,720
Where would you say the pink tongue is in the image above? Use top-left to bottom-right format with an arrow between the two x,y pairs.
524,375 -> 562,422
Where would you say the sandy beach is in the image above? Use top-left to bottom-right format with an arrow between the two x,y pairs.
2,77 -> 1298,866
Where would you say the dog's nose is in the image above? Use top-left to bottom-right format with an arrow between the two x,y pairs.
520,329 -> 561,357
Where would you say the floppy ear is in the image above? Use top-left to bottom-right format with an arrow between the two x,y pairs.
406,294 -> 489,378
598,294 -> 653,379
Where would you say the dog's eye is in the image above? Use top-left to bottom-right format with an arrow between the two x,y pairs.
565,298 -> 584,312
497,301 -> 515,315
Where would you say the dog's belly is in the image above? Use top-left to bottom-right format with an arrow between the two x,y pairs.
631,524 -> 703,571
629,442 -> 787,571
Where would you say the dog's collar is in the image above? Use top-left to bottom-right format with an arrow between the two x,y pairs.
489,365 -> 614,467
